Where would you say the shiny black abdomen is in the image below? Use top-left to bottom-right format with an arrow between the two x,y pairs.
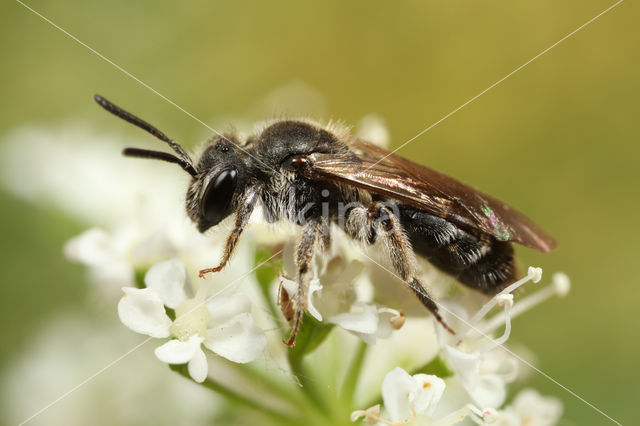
399,205 -> 516,294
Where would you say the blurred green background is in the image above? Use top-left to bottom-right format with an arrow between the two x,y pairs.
1,0 -> 637,424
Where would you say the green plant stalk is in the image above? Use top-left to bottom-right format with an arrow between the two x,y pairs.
259,282 -> 284,336
252,251 -> 331,414
225,360 -> 313,411
287,351 -> 331,418
254,249 -> 286,337
170,364 -> 299,425
340,340 -> 368,410
286,314 -> 335,416
254,250 -> 336,420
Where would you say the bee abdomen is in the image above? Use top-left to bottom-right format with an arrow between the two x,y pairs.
399,206 -> 516,294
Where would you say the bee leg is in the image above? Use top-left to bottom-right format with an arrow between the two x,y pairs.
369,203 -> 455,334
199,187 -> 261,278
284,217 -> 327,346
277,279 -> 295,325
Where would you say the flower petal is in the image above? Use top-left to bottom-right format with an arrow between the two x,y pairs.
307,279 -> 323,321
511,389 -> 563,425
188,346 -> 209,383
467,373 -> 506,409
203,313 -> 266,363
412,374 -> 446,417
280,275 -> 297,296
145,258 -> 190,309
118,287 -> 171,338
205,293 -> 252,325
444,345 -> 508,408
351,331 -> 377,345
374,309 -> 397,340
494,410 -> 521,426
328,302 -> 378,334
154,335 -> 204,364
64,228 -> 116,266
381,367 -> 417,423
443,346 -> 481,390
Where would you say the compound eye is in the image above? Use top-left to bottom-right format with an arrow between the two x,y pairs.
201,169 -> 238,226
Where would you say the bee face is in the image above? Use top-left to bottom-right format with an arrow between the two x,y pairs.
186,138 -> 248,232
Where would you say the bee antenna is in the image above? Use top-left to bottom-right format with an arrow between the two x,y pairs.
93,94 -> 197,172
123,148 -> 198,177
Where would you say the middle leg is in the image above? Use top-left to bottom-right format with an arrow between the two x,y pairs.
284,216 -> 328,346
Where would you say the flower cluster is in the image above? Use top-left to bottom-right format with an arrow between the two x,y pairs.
64,207 -> 568,424
350,268 -> 569,425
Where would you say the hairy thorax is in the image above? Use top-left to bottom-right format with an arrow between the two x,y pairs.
260,168 -> 373,226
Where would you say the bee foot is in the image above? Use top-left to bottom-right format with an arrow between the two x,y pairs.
198,266 -> 223,278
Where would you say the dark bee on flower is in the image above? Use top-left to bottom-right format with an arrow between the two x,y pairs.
94,94 -> 556,345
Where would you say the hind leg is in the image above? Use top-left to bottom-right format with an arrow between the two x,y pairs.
347,202 -> 454,334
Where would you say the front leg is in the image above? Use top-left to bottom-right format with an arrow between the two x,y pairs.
285,217 -> 327,346
199,187 -> 261,278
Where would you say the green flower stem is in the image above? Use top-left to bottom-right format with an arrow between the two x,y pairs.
287,351 -> 331,418
254,249 -> 286,337
134,269 -> 146,289
286,314 -> 335,417
340,340 -> 368,409
259,283 -> 284,335
253,250 -> 337,421
170,364 -> 299,425
226,361 -> 313,410
411,355 -> 453,378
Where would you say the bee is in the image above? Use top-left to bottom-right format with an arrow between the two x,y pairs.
94,94 -> 556,345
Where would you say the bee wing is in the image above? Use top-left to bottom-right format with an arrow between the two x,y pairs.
306,138 -> 557,252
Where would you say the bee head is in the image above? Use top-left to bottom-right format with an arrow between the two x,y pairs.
186,136 -> 249,233
93,94 -> 247,233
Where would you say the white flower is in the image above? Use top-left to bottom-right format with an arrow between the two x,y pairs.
509,389 -> 562,425
382,367 -> 446,421
64,227 -> 137,294
441,345 -> 516,409
118,258 -> 267,383
64,218 -> 214,297
11,126 -> 238,297
436,267 -> 570,411
0,125 -> 187,226
435,269 -> 540,409
435,302 -> 516,409
65,222 -> 192,297
489,389 -> 562,426
352,367 -> 446,424
352,381 -> 499,426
